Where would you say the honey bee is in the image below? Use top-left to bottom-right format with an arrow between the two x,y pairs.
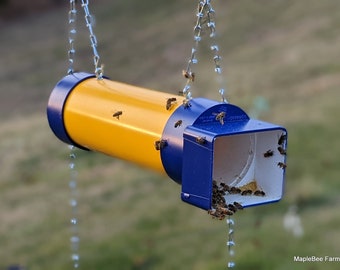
229,186 -> 241,194
182,99 -> 192,109
263,149 -> 274,158
254,190 -> 266,196
220,207 -> 234,216
174,120 -> 183,128
217,196 -> 226,205
277,162 -> 287,169
227,204 -> 238,213
233,202 -> 244,210
166,97 -> 177,110
213,111 -> 226,125
154,139 -> 167,150
220,182 -> 230,192
182,70 -> 195,82
277,146 -> 286,155
208,209 -> 216,215
241,189 -> 252,196
208,208 -> 225,220
278,133 -> 287,145
195,136 -> 206,145
112,110 -> 123,119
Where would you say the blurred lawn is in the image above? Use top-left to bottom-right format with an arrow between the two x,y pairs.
1,0 -> 340,269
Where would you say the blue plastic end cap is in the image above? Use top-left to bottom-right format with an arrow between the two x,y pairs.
46,72 -> 95,148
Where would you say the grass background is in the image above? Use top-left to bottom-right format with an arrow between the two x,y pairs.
1,0 -> 340,269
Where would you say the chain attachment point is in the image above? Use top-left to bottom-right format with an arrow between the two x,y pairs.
182,0 -> 228,103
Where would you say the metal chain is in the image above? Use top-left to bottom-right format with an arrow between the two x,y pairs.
69,145 -> 80,269
205,0 -> 228,103
80,0 -> 104,79
226,217 -> 236,268
182,0 -> 228,103
67,0 -> 77,75
181,1 -> 205,100
67,0 -> 104,79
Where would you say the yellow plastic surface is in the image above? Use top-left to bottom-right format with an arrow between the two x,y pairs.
64,77 -> 182,173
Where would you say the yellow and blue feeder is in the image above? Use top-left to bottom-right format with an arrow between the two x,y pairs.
47,72 -> 287,210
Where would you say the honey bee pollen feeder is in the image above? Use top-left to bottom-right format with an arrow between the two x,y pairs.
47,72 -> 287,210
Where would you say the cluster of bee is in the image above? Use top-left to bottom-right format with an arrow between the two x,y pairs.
225,183 -> 266,197
277,133 -> 287,168
263,133 -> 287,169
208,180 -> 244,220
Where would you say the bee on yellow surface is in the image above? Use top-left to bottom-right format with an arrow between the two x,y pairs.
166,97 -> 177,110
112,110 -> 122,119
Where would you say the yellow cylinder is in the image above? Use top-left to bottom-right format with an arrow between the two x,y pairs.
62,76 -> 182,173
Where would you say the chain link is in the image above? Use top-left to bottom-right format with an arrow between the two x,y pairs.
67,0 -> 77,75
80,0 -> 104,79
181,1 -> 205,100
67,0 -> 104,79
205,0 -> 228,103
182,0 -> 228,103
226,217 -> 236,268
69,145 -> 80,269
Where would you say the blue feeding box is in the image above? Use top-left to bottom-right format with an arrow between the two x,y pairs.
160,98 -> 287,210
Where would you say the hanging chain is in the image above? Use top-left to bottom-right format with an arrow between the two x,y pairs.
80,0 -> 104,79
205,0 -> 228,103
182,0 -> 228,103
69,145 -> 80,269
181,1 -> 205,100
67,0 -> 104,79
67,0 -> 77,75
226,217 -> 236,268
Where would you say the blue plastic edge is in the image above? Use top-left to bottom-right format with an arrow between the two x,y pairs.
160,98 -> 220,184
46,72 -> 95,149
160,98 -> 251,184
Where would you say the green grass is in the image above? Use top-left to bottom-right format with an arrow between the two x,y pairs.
1,0 -> 340,269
